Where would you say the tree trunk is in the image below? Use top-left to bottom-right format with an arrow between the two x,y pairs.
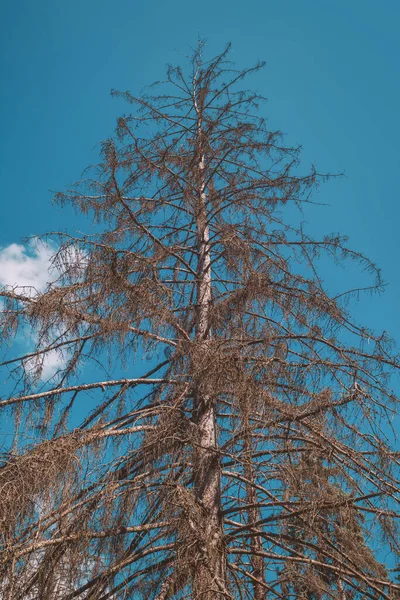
192,117 -> 227,597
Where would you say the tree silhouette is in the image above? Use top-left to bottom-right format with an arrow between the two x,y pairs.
0,43 -> 399,599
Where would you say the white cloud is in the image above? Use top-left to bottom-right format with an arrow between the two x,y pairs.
0,242 -> 64,380
24,348 -> 63,380
41,349 -> 64,378
0,242 -> 55,291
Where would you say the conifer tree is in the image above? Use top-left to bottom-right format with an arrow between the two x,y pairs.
0,43 -> 399,599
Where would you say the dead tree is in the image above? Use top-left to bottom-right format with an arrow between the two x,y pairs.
0,43 -> 399,599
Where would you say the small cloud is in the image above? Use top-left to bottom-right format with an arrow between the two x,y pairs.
24,348 -> 63,381
41,349 -> 64,378
0,242 -> 55,291
0,241 -> 65,380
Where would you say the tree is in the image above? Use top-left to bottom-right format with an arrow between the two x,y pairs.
0,42 -> 399,599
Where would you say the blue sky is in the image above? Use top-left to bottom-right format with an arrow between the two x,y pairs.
0,0 -> 399,349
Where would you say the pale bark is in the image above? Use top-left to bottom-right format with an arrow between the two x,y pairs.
0,377 -> 173,409
192,84 -> 227,598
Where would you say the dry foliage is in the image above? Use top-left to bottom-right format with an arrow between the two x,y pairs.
0,43 -> 399,599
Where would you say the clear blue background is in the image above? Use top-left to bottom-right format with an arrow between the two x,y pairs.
1,0 -> 399,345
